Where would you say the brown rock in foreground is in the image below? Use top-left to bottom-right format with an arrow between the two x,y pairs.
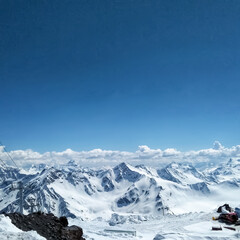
4,212 -> 85,240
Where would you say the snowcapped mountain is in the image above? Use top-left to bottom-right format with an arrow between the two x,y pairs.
207,158 -> 240,184
157,162 -> 206,184
0,159 -> 240,221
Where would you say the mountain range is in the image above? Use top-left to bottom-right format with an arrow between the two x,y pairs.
0,158 -> 240,220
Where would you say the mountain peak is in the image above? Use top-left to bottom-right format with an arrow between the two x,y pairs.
113,162 -> 142,183
66,160 -> 78,167
213,141 -> 224,150
158,162 -> 204,184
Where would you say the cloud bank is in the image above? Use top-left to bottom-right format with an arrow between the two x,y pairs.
0,141 -> 240,169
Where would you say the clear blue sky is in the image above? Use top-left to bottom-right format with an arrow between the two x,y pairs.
0,0 -> 240,152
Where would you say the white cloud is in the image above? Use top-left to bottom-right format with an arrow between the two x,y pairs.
163,148 -> 181,157
0,142 -> 240,168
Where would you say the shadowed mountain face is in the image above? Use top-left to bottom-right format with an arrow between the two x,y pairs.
0,160 -> 239,219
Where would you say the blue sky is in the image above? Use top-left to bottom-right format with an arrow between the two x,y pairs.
0,0 -> 240,153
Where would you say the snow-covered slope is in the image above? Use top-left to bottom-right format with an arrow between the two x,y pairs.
70,212 -> 240,240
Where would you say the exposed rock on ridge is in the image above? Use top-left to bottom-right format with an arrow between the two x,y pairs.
4,212 -> 85,240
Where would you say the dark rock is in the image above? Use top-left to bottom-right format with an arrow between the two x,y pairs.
4,212 -> 85,240
62,225 -> 83,240
59,216 -> 68,227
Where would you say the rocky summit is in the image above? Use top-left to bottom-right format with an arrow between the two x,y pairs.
4,212 -> 85,240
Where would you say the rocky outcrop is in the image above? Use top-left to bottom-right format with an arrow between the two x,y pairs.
4,212 -> 85,240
